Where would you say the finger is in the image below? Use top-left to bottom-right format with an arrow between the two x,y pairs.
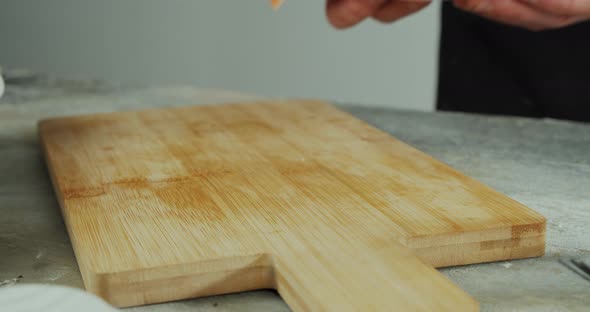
519,0 -> 590,16
453,0 -> 575,30
373,0 -> 431,23
327,0 -> 388,29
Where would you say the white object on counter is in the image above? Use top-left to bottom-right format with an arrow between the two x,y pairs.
0,71 -> 4,99
0,284 -> 118,312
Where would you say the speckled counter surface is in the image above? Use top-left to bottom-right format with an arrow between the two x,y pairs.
1,75 -> 589,311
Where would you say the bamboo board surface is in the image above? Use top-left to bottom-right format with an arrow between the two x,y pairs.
39,100 -> 545,310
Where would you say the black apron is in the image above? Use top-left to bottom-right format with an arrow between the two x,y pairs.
437,2 -> 590,122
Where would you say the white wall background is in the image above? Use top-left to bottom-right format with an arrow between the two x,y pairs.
0,0 -> 440,111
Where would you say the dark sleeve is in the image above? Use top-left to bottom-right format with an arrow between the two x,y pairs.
436,2 -> 590,122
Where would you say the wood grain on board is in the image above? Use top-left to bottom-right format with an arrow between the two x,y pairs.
39,100 -> 545,310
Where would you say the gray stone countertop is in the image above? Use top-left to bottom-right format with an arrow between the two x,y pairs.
0,74 -> 589,311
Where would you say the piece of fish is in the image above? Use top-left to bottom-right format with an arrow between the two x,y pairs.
270,0 -> 284,10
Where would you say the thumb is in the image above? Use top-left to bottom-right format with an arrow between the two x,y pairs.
327,0 -> 389,28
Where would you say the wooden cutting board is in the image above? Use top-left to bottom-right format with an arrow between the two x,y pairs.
39,100 -> 545,310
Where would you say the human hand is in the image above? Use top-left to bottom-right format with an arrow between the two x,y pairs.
453,0 -> 590,31
326,0 -> 432,29
325,0 -> 590,31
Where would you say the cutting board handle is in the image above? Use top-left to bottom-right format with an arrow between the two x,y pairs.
270,243 -> 478,311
